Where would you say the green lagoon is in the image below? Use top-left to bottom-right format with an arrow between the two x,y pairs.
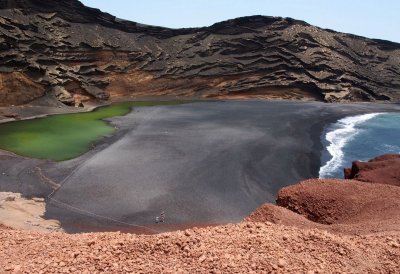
0,101 -> 185,161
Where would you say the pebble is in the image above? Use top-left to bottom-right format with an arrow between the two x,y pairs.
278,258 -> 286,268
198,255 -> 207,263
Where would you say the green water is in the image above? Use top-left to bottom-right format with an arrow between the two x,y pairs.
0,101 -> 185,161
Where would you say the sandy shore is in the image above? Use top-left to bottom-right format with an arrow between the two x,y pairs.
0,100 -> 400,233
0,104 -> 100,124
46,101 -> 400,232
0,96 -> 199,124
0,192 -> 62,232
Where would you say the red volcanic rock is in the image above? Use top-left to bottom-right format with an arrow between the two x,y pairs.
344,154 -> 400,186
247,155 -> 400,235
245,203 -> 319,229
276,179 -> 400,228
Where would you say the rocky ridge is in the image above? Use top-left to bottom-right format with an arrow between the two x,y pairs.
0,0 -> 399,106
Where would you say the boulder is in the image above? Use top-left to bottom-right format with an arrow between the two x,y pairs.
52,86 -> 74,105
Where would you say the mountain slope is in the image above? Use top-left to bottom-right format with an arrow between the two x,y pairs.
0,0 -> 399,106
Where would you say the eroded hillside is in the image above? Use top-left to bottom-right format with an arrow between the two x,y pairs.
0,0 -> 399,106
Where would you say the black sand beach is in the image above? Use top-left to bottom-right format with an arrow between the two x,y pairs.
1,100 -> 400,233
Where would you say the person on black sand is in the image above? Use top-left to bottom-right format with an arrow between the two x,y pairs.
155,211 -> 165,223
160,211 -> 165,223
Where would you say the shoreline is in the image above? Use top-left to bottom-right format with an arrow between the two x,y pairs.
319,112 -> 386,178
1,98 -> 399,125
0,96 -> 208,124
0,100 -> 400,234
0,100 -> 198,161
43,101 -> 400,233
0,105 -> 98,125
320,111 -> 400,178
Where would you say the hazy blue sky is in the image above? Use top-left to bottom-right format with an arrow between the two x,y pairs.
80,0 -> 400,42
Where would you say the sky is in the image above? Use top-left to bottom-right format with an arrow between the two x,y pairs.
80,0 -> 400,43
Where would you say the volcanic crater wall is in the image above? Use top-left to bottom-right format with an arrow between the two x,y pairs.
0,0 -> 399,106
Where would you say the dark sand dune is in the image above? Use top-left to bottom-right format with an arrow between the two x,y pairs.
42,101 -> 400,232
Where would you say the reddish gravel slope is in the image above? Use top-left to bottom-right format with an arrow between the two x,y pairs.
1,222 -> 400,273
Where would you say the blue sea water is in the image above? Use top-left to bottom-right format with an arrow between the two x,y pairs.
319,112 -> 400,178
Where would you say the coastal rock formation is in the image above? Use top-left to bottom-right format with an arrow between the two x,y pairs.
246,154 -> 400,234
0,0 -> 399,106
274,179 -> 400,233
276,179 -> 400,225
344,154 -> 400,186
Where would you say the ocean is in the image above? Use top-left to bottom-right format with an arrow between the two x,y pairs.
319,112 -> 400,178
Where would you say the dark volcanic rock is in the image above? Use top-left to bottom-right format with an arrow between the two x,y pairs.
344,154 -> 400,186
0,0 -> 399,106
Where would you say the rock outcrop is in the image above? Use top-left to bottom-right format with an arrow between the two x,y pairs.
275,179 -> 400,233
246,154 -> 400,234
0,0 -> 399,106
276,178 -> 400,224
344,154 -> 400,186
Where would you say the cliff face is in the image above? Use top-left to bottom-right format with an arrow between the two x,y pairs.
0,0 -> 400,106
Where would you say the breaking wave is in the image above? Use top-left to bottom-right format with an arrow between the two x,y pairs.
319,113 -> 384,178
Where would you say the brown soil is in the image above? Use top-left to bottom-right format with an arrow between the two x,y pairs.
0,72 -> 45,106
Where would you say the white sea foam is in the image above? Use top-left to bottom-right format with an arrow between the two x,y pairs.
319,113 -> 384,178
381,144 -> 400,153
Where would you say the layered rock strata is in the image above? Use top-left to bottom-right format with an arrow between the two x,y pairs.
0,0 -> 399,106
